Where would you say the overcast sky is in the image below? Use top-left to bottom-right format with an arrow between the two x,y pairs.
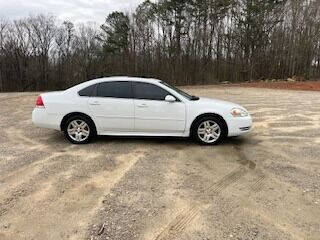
0,0 -> 144,24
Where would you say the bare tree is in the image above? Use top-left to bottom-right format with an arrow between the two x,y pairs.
0,0 -> 320,92
24,14 -> 56,90
0,18 -> 8,91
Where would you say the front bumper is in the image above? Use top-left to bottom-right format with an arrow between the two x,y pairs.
226,115 -> 253,137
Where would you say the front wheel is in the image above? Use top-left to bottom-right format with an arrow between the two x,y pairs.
192,116 -> 227,145
64,115 -> 95,144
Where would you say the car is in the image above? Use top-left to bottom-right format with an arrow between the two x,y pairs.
32,76 -> 252,145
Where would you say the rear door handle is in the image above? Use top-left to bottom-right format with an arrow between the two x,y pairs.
90,101 -> 100,106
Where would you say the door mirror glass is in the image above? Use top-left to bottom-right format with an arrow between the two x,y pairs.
165,95 -> 176,102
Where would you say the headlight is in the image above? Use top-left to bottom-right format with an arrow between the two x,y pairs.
231,108 -> 248,117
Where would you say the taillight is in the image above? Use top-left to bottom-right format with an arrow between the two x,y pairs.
36,95 -> 45,108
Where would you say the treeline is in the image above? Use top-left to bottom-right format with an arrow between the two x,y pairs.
0,0 -> 320,91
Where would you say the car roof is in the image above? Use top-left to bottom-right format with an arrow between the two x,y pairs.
66,76 -> 164,94
87,76 -> 161,85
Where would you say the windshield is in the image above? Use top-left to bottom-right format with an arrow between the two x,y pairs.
160,82 -> 199,101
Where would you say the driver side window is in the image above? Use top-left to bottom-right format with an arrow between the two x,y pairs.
133,82 -> 172,101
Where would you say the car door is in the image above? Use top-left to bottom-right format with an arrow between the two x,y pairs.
88,81 -> 134,132
133,82 -> 186,134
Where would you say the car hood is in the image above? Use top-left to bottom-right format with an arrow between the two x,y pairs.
193,97 -> 247,113
198,97 -> 242,108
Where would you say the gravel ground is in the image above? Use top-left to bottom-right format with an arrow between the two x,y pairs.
233,80 -> 320,91
0,87 -> 319,240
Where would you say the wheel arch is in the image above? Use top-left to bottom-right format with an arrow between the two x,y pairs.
60,112 -> 97,134
190,112 -> 229,137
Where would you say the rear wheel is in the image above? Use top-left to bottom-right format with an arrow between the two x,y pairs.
192,116 -> 226,145
64,115 -> 95,144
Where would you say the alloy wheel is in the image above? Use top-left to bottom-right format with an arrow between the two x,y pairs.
67,120 -> 90,142
197,120 -> 221,144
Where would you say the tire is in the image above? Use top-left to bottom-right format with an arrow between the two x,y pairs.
192,116 -> 227,145
63,115 -> 96,144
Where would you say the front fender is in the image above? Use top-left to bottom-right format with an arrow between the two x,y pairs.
185,108 -> 230,136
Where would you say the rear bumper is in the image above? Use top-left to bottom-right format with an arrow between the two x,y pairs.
226,115 -> 253,137
32,108 -> 62,131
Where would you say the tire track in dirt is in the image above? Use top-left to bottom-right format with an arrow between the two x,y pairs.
0,151 -> 93,218
5,127 -> 49,151
152,143 -> 259,240
154,206 -> 200,240
249,174 -> 266,193
207,166 -> 248,195
152,166 -> 250,240
1,150 -> 146,240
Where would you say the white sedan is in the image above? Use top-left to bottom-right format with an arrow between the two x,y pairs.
32,77 -> 252,145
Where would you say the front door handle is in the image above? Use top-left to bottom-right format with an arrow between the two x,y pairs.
90,101 -> 100,106
137,103 -> 148,108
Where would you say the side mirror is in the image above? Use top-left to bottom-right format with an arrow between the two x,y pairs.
165,95 -> 176,103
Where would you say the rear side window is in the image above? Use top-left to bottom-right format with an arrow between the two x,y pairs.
133,82 -> 171,101
97,81 -> 132,99
78,84 -> 96,97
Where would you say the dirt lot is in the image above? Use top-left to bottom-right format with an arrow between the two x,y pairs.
0,87 -> 320,240
234,80 -> 320,91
